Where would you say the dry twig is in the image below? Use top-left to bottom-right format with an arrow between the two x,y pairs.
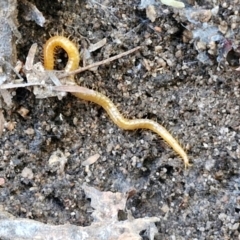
59,46 -> 141,79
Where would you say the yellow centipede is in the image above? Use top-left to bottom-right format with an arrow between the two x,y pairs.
43,36 -> 80,72
43,36 -> 191,168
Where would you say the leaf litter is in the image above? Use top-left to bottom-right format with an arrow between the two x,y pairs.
0,184 -> 159,240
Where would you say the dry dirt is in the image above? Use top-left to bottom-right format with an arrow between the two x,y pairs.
0,0 -> 240,239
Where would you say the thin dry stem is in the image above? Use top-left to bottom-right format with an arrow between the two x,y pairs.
59,46 -> 141,79
0,82 -> 45,89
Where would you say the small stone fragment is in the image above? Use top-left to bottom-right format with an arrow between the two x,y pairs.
0,89 -> 13,106
218,20 -> 228,34
24,128 -> 35,135
82,154 -> 100,166
21,167 -> 34,180
0,178 -> 5,187
0,110 -> 5,136
48,149 -> 68,174
186,9 -> 212,23
17,106 -> 29,118
160,0 -> 185,8
5,121 -> 17,131
146,5 -> 157,22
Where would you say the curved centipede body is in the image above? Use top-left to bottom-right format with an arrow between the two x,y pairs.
43,36 -> 80,72
43,36 -> 191,168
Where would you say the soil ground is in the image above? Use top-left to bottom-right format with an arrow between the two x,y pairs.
0,0 -> 240,239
